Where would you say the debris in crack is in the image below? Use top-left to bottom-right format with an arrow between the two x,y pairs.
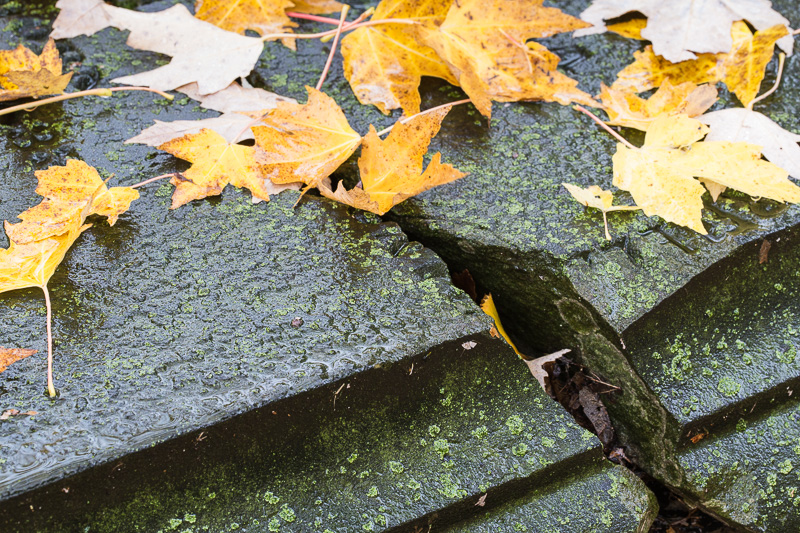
451,268 -> 479,303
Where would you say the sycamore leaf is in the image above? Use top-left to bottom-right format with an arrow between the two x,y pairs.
0,39 -> 72,102
575,0 -> 793,62
600,80 -> 718,131
611,22 -> 788,107
562,183 -> 639,240
0,223 -> 92,293
158,129 -> 297,209
126,82 -> 295,145
341,0 -> 457,116
51,0 -> 263,95
418,0 -> 595,117
291,0 -> 345,15
480,294 -> 521,357
612,115 -> 800,234
319,106 -> 465,214
0,347 -> 37,373
194,0 -> 295,38
702,108 -> 800,180
253,87 -> 362,189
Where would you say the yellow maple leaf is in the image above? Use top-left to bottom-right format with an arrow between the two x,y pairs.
612,115 -> 800,234
319,106 -> 465,214
0,39 -> 72,102
341,0 -> 457,116
0,347 -> 37,374
253,87 -> 362,191
158,128 -> 294,209
562,183 -> 640,240
600,80 -> 718,131
611,22 -> 788,107
291,0 -> 345,15
194,0 -> 296,38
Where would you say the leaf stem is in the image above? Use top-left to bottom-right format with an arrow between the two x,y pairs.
573,105 -> 636,150
260,18 -> 415,42
0,86 -> 173,118
375,99 -> 472,137
748,52 -> 785,109
316,6 -> 350,91
130,173 -> 176,189
286,12 -> 341,24
42,284 -> 55,398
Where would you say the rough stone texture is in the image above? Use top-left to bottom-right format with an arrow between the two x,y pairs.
443,460 -> 657,533
0,0 -> 491,503
0,334 -> 657,532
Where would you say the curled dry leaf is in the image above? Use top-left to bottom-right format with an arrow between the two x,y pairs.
253,87 -> 362,191
0,347 -> 37,373
562,183 -> 640,240
51,0 -> 263,94
611,22 -> 788,107
576,0 -> 793,62
612,115 -> 800,234
341,0 -> 456,116
319,106 -> 465,215
418,0 -> 596,117
0,39 -> 72,102
126,82 -> 296,146
600,80 -> 718,131
157,129 -> 298,209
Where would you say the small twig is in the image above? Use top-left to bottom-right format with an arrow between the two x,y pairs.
316,6 -> 350,90
42,284 -> 55,398
573,105 -> 636,150
374,99 -> 471,137
130,173 -> 176,189
260,18 -> 414,42
0,86 -> 173,117
749,52 -> 785,108
320,8 -> 373,43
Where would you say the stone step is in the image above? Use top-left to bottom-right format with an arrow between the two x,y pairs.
0,330 -> 656,532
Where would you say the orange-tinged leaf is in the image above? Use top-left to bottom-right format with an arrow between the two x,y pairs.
611,22 -> 788,107
612,115 -> 800,234
419,0 -> 595,117
341,0 -> 456,116
291,0 -> 345,15
158,128 -> 294,209
193,0 -> 295,38
0,347 -> 37,373
480,294 -> 521,357
0,39 -> 72,102
319,106 -> 465,214
253,87 -> 362,189
600,80 -> 718,131
0,223 -> 92,292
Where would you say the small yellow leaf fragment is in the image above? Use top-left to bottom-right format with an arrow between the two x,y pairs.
319,106 -> 465,215
0,39 -> 72,102
480,293 -> 522,358
0,347 -> 37,373
606,18 -> 646,40
562,183 -> 639,240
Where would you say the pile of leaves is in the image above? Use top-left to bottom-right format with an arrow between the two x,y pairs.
1,0 -> 799,394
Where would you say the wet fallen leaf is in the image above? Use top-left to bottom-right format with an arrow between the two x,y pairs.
576,0 -> 793,62
126,82 -> 295,145
0,39 -> 72,102
418,0 -> 595,117
701,108 -> 800,179
158,128 -> 298,209
253,87 -> 362,191
0,347 -> 37,373
194,0 -> 295,38
51,0 -> 264,94
611,22 -> 788,107
612,114 -> 800,234
341,0 -> 456,116
600,80 -> 718,131
0,409 -> 38,420
480,293 -> 521,357
562,183 -> 640,240
319,106 -> 465,214
291,0 -> 345,14
524,349 -> 570,393
606,18 -> 646,40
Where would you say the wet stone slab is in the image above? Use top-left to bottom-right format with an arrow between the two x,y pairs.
0,333 -> 656,533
